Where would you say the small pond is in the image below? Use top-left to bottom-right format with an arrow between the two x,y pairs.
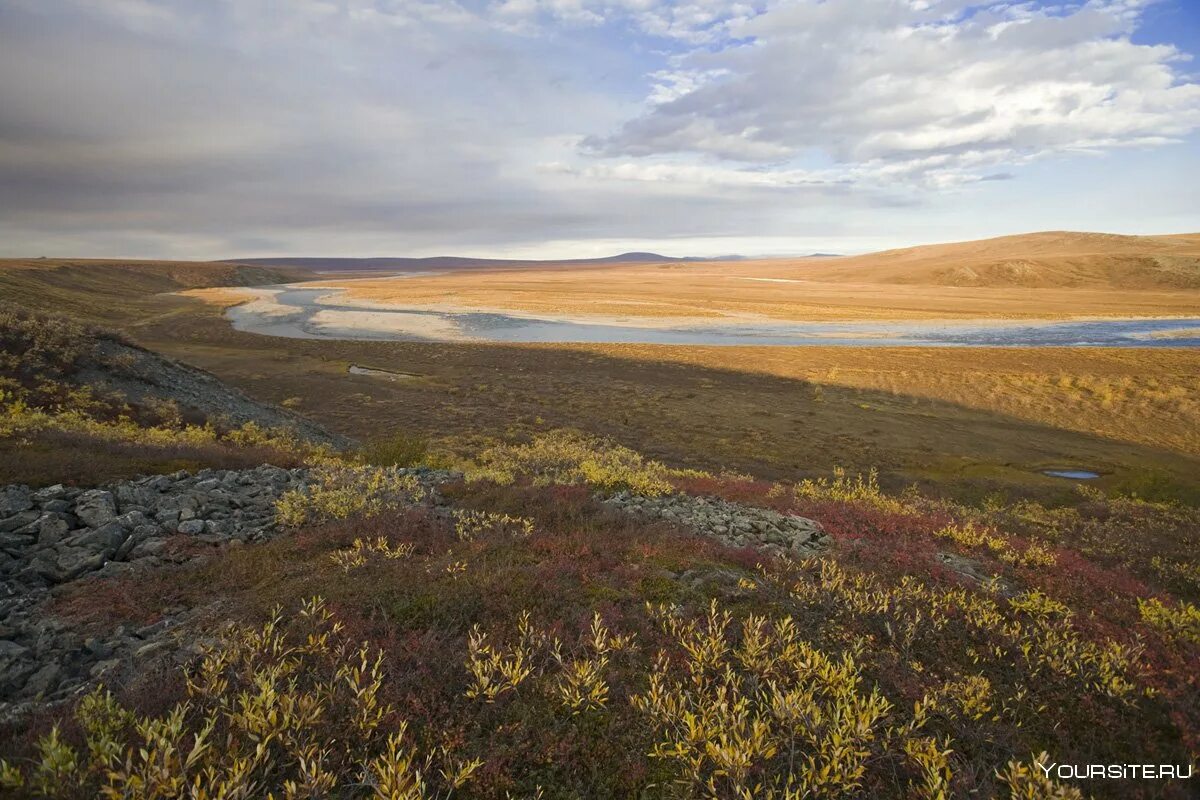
1042,469 -> 1101,480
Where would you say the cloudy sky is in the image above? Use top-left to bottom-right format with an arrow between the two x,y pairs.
1,0 -> 1198,259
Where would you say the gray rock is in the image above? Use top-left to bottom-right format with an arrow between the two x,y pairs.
0,486 -> 34,518
0,640 -> 29,659
0,511 -> 40,533
90,659 -> 122,678
602,492 -> 828,555
0,464 -> 469,718
74,490 -> 118,528
129,538 -> 168,559
33,485 -> 67,503
0,660 -> 37,694
115,510 -> 150,530
0,532 -> 35,551
135,641 -> 167,659
55,548 -> 107,581
68,521 -> 129,556
38,515 -> 72,546
23,662 -> 61,698
84,637 -> 113,659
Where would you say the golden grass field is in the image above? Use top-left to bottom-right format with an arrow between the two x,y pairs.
321,231 -> 1200,321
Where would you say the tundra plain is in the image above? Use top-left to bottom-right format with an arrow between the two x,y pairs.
3,234 -> 1200,798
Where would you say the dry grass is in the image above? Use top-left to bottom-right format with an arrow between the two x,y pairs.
7,256 -> 1200,501
312,265 -> 1200,322
137,315 -> 1200,503
314,231 -> 1200,322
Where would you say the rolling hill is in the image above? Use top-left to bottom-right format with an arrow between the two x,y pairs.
788,231 -> 1200,289
0,259 -> 306,325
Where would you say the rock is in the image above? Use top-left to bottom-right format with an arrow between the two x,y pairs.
37,515 -> 72,546
23,663 -> 61,698
68,521 -> 129,556
33,485 -> 67,503
0,640 -> 29,659
29,553 -> 67,583
602,492 -> 828,555
55,548 -> 106,581
129,538 -> 168,559
0,532 -> 35,551
135,641 -> 167,659
90,659 -> 122,678
0,660 -> 37,694
74,490 -> 118,528
0,464 -> 463,720
0,511 -> 40,533
84,637 -> 113,659
0,487 -> 34,518
115,510 -> 150,530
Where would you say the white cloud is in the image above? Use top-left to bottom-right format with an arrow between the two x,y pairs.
0,0 -> 1197,259
586,0 -> 1200,185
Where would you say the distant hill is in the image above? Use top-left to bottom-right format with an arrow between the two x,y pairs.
787,231 -> 1200,289
222,252 -> 724,272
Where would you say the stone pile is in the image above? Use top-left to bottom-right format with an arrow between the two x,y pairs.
0,465 -> 308,587
602,492 -> 828,557
0,465 -> 455,720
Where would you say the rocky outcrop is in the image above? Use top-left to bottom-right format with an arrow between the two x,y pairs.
81,338 -> 351,449
602,492 -> 828,557
0,465 -> 454,721
0,466 -> 308,589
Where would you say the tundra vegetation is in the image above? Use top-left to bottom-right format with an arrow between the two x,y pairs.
0,303 -> 324,486
1,262 -> 1198,798
3,436 -> 1198,798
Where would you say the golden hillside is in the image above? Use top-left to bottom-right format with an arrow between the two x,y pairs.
782,231 -> 1200,289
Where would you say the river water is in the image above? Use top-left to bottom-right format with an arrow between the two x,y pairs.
226,287 -> 1200,348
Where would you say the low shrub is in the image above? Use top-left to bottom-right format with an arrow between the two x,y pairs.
362,431 -> 430,469
275,465 -> 426,527
0,598 -> 482,799
464,429 -> 703,496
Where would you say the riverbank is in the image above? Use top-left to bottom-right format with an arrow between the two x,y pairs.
201,284 -> 1200,347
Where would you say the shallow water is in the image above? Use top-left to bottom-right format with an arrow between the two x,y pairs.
227,287 -> 1200,348
1042,469 -> 1101,480
348,364 -> 421,380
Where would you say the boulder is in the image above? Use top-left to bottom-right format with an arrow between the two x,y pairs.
37,515 -> 72,546
0,511 -> 40,533
23,662 -> 61,698
74,490 -> 118,528
0,486 -> 34,518
67,521 -> 129,557
55,548 -> 107,581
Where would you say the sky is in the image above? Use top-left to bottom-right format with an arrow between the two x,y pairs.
1,0 -> 1198,260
